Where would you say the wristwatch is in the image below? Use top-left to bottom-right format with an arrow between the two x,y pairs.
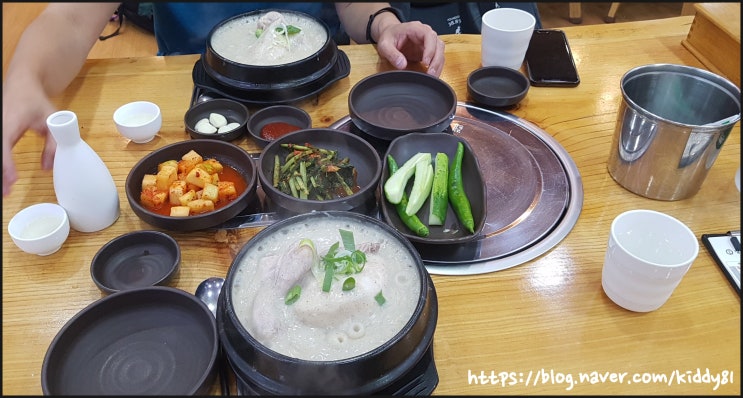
366,6 -> 405,44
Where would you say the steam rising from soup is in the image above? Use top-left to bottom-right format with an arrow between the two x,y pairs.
210,11 -> 328,66
231,215 -> 421,361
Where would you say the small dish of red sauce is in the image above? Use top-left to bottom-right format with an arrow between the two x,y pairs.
260,122 -> 301,140
247,105 -> 312,148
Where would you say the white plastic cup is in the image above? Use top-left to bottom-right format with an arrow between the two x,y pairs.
481,8 -> 536,70
602,210 -> 699,312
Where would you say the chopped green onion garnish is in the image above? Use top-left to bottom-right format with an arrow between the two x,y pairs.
342,277 -> 356,291
285,285 -> 301,305
375,291 -> 386,306
323,264 -> 334,292
339,228 -> 355,251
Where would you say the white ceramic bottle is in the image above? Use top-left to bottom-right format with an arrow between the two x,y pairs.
47,110 -> 120,232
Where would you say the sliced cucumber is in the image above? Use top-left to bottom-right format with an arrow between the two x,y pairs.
384,152 -> 430,204
405,161 -> 433,216
428,152 -> 449,225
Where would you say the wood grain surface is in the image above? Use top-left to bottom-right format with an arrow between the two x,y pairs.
2,16 -> 740,395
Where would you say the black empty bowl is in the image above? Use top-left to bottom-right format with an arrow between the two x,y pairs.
348,70 -> 456,140
41,286 -> 218,395
91,230 -> 181,294
257,128 -> 382,214
467,66 -> 530,108
247,105 -> 312,148
185,98 -> 249,141
380,132 -> 487,244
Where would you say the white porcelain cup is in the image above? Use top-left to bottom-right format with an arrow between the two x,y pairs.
602,210 -> 699,312
481,8 -> 536,70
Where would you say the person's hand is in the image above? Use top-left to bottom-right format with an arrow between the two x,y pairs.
2,76 -> 57,196
374,21 -> 445,77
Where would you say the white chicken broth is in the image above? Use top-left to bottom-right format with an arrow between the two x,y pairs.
231,215 -> 421,361
211,11 -> 328,66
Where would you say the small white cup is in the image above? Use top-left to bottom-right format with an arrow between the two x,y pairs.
602,209 -> 699,312
113,101 -> 162,143
481,8 -> 536,70
8,203 -> 70,256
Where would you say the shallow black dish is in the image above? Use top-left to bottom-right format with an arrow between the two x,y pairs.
257,128 -> 382,214
467,66 -> 530,108
125,140 -> 257,231
184,98 -> 249,141
380,132 -> 487,244
41,287 -> 218,395
91,230 -> 181,294
348,70 -> 457,140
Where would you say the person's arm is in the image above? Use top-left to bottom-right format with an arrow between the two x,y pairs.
7,3 -> 120,98
335,2 -> 445,77
2,3 -> 119,196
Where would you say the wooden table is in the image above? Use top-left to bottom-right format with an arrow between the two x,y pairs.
3,16 -> 740,395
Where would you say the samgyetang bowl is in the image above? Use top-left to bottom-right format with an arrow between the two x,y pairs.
203,9 -> 339,89
217,211 -> 438,394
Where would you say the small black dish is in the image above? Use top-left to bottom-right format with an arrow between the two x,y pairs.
247,105 -> 312,148
185,98 -> 249,141
91,230 -> 181,294
467,66 -> 530,108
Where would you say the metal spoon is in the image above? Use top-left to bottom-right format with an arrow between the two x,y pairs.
195,277 -> 230,396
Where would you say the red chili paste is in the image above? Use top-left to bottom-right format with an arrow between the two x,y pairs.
260,122 -> 301,140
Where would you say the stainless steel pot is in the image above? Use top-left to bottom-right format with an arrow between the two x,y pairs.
607,64 -> 740,200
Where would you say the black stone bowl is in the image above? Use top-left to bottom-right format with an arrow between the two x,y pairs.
348,70 -> 457,141
125,140 -> 257,231
203,9 -> 338,90
217,211 -> 438,394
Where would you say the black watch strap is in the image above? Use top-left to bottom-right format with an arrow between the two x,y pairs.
366,6 -> 405,44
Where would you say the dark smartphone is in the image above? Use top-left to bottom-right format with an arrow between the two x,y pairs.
525,29 -> 580,87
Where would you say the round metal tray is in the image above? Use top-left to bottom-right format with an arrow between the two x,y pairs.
331,102 -> 583,276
